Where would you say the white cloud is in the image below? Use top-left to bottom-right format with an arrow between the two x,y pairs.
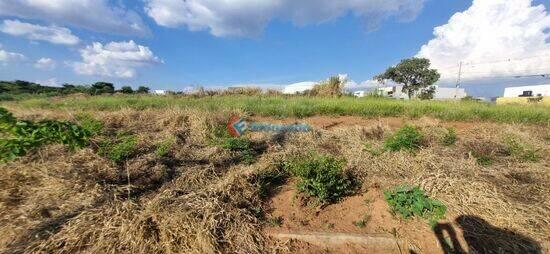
0,45 -> 25,63
0,20 -> 80,45
0,0 -> 149,36
417,0 -> 550,81
73,40 -> 162,78
34,58 -> 56,70
144,0 -> 426,37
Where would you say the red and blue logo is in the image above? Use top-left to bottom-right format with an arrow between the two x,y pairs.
227,116 -> 247,137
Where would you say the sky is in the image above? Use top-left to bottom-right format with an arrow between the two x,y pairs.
0,0 -> 549,98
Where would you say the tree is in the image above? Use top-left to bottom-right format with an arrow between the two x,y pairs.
375,58 -> 440,99
91,82 -> 115,95
418,86 -> 436,100
120,86 -> 134,94
136,86 -> 150,94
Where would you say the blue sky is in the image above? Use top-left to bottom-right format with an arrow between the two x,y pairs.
0,0 -> 549,98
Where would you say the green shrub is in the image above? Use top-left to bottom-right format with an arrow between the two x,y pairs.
285,154 -> 355,203
76,114 -> 103,136
503,136 -> 539,162
99,134 -> 137,162
155,137 -> 175,157
221,137 -> 256,164
441,127 -> 457,146
384,185 -> 446,225
384,125 -> 423,152
1,107 -> 92,162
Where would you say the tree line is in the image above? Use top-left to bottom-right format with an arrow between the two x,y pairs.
0,80 -> 151,97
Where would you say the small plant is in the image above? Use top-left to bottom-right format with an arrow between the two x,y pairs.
353,213 -> 370,228
285,154 -> 355,204
99,133 -> 138,162
155,137 -> 175,157
222,137 -> 257,164
267,216 -> 284,227
384,125 -> 422,152
364,142 -> 383,156
75,114 -> 103,136
503,136 -> 539,163
441,127 -> 457,146
384,185 -> 446,226
474,154 -> 493,166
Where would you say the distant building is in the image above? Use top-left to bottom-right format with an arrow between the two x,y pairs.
283,81 -> 317,94
153,90 -> 167,95
497,84 -> 550,105
503,84 -> 550,98
354,91 -> 366,98
376,85 -> 467,100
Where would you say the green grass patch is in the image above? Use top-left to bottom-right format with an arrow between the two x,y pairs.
384,185 -> 446,226
99,133 -> 138,163
384,125 -> 423,152
284,153 -> 355,204
3,95 -> 549,125
155,137 -> 175,157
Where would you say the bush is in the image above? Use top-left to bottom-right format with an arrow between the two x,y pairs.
384,185 -> 446,225
503,136 -> 539,162
441,127 -> 457,146
285,154 -> 354,203
99,134 -> 137,162
384,125 -> 423,152
1,107 -> 92,162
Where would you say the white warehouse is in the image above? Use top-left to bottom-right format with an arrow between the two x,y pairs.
503,84 -> 550,98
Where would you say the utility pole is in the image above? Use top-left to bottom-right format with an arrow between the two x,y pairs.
455,61 -> 463,100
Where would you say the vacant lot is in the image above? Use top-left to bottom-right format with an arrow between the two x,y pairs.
0,97 -> 549,253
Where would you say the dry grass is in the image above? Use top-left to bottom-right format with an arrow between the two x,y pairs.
0,107 -> 549,253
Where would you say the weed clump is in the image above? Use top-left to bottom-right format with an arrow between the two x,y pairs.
222,137 -> 256,164
285,154 -> 355,204
99,133 -> 138,162
441,127 -> 457,146
384,185 -> 446,225
503,136 -> 539,162
0,107 -> 92,161
384,125 -> 423,152
155,137 -> 175,157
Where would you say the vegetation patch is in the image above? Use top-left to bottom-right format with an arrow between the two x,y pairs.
441,127 -> 457,146
99,133 -> 138,163
384,125 -> 423,152
284,153 -> 355,204
503,136 -> 539,162
155,137 -> 175,158
0,107 -> 92,161
384,185 -> 446,225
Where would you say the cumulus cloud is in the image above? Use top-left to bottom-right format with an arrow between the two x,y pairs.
34,58 -> 56,70
0,0 -> 149,36
417,0 -> 550,81
0,20 -> 80,45
144,0 -> 426,37
0,45 -> 25,63
73,40 -> 162,78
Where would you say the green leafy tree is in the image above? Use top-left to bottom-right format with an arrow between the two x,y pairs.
90,82 -> 115,95
120,86 -> 134,94
136,86 -> 150,94
418,86 -> 436,100
375,58 -> 440,99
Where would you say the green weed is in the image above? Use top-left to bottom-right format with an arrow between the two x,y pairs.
384,125 -> 423,152
1,107 -> 92,162
285,154 -> 355,204
364,142 -> 383,156
441,127 -> 457,146
353,213 -> 371,228
222,137 -> 256,164
99,133 -> 138,162
384,185 -> 446,226
503,136 -> 539,162
155,137 -> 175,157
